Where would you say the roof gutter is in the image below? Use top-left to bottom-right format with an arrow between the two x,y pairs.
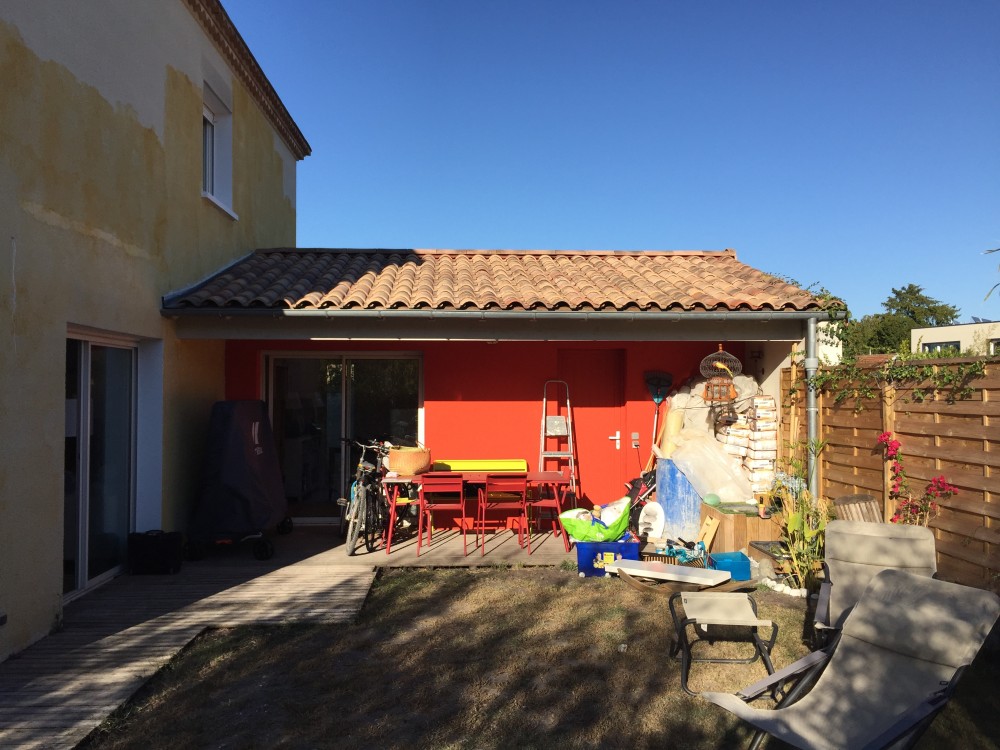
162,307 -> 837,322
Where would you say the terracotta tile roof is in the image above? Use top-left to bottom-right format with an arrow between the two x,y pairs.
163,248 -> 823,313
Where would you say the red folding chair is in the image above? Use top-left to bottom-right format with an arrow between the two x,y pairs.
417,472 -> 470,556
477,473 -> 527,556
525,481 -> 571,553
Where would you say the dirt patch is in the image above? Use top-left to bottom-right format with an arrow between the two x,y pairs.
79,568 -> 999,749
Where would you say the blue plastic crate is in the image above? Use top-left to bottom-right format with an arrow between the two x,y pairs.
708,551 -> 752,581
576,539 -> 640,577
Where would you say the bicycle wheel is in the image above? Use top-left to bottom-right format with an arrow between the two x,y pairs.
363,483 -> 386,553
345,482 -> 365,556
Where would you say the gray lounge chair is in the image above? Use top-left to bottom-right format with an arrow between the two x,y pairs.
668,590 -> 777,695
832,493 -> 883,523
701,568 -> 1000,750
815,520 -> 937,640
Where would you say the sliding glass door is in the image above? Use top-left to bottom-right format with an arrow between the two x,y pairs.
64,338 -> 135,596
268,355 -> 420,520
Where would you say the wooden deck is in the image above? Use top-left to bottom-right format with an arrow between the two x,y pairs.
0,525 -> 574,748
343,519 -> 576,566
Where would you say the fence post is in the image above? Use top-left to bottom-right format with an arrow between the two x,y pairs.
880,375 -> 896,521
784,345 -> 799,469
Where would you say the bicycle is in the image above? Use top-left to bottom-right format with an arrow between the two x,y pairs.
339,440 -> 390,555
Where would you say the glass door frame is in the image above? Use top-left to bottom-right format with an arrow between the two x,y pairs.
64,330 -> 138,602
263,350 -> 424,519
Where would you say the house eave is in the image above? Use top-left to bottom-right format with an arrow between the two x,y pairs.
162,307 -> 835,342
182,0 -> 311,159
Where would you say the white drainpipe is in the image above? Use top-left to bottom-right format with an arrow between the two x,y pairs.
805,317 -> 820,497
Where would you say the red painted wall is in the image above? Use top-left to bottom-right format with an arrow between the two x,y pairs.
225,339 -> 745,503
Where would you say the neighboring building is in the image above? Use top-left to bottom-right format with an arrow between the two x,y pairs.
910,320 -> 1000,356
815,321 -> 844,365
0,0 -> 309,661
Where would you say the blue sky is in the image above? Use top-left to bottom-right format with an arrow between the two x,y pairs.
222,1 -> 999,320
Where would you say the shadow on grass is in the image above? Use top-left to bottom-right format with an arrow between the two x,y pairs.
78,568 -> 998,750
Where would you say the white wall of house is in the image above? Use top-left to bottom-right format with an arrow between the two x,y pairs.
749,321 -> 841,415
0,0 -> 301,661
910,321 -> 1000,355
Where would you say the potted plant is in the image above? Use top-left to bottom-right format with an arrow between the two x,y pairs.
770,472 -> 831,592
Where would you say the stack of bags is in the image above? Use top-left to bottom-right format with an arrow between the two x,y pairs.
743,395 -> 778,494
715,414 -> 750,461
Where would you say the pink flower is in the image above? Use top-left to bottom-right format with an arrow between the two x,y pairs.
878,432 -> 902,459
877,433 -> 952,526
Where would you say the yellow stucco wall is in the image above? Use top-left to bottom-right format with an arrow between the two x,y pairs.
0,6 -> 298,661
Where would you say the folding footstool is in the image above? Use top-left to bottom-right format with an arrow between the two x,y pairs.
668,591 -> 777,695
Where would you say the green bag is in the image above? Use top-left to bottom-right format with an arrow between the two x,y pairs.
559,499 -> 631,543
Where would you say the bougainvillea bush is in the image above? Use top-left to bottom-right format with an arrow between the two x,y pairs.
877,431 -> 958,526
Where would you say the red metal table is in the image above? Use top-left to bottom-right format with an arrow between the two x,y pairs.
382,471 -> 571,553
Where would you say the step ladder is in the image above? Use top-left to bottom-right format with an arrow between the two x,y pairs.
539,380 -> 577,497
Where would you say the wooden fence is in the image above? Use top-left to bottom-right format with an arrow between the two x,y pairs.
780,357 -> 1000,591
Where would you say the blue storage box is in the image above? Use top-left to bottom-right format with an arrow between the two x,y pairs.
576,539 -> 640,577
708,551 -> 752,581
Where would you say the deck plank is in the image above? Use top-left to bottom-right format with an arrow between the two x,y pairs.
0,526 -> 573,748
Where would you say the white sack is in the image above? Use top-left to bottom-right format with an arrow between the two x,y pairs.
671,430 -> 754,505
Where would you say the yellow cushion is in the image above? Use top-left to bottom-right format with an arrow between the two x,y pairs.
432,459 -> 528,472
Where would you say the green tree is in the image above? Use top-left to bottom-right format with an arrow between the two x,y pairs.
841,313 -> 916,359
881,284 -> 960,327
842,285 -> 960,358
841,315 -> 877,359
869,313 -> 918,351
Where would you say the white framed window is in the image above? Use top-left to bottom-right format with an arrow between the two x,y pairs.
202,108 -> 215,194
921,341 -> 960,354
990,339 -> 1000,356
202,82 -> 236,219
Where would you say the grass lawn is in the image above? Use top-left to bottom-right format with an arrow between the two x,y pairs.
80,567 -> 999,749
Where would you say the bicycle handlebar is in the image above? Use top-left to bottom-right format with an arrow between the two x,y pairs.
352,439 -> 390,453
